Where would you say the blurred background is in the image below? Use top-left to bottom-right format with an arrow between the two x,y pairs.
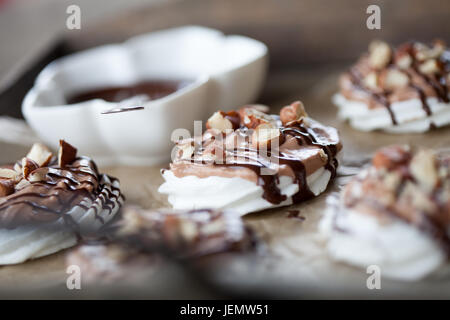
1,0 -> 450,118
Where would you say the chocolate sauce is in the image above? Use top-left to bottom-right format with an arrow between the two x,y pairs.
67,80 -> 191,104
349,68 -> 398,125
341,152 -> 450,256
0,157 -> 123,229
214,121 -> 339,205
347,44 -> 450,126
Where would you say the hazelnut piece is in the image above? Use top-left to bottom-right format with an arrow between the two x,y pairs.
27,168 -> 48,183
21,157 -> 39,180
239,108 -> 275,129
26,143 -> 53,167
363,72 -> 379,90
58,140 -> 77,167
372,145 -> 411,170
0,168 -> 19,180
280,101 -> 308,125
396,54 -> 413,69
206,112 -> 234,132
381,69 -> 409,90
368,40 -> 392,70
178,143 -> 195,160
410,150 -> 438,192
418,59 -> 440,75
251,123 -> 282,149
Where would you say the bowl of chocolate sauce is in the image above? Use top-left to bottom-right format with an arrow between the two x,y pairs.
22,26 -> 268,165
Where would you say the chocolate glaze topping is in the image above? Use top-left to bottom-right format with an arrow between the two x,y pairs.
0,143 -> 123,229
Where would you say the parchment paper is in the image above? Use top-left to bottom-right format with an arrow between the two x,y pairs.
1,70 -> 450,299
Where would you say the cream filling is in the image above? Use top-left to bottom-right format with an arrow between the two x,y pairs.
158,167 -> 332,215
0,175 -> 122,265
319,198 -> 446,281
333,93 -> 450,133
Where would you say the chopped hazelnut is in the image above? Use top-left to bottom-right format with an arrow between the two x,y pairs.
418,59 -> 440,75
396,54 -> 412,69
26,143 -> 53,167
410,149 -> 438,192
21,157 -> 39,180
0,168 -> 19,180
251,123 -> 282,149
27,168 -> 47,183
178,143 -> 195,160
363,72 -> 379,90
239,108 -> 276,129
279,101 -> 308,125
58,140 -> 77,167
381,69 -> 409,90
372,145 -> 411,170
318,149 -> 328,163
415,41 -> 445,61
206,111 -> 234,132
401,182 -> 436,214
368,40 -> 392,69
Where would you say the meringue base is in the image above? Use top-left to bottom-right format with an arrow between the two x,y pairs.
320,201 -> 446,281
0,175 -> 122,265
334,93 -> 450,133
159,167 -> 332,215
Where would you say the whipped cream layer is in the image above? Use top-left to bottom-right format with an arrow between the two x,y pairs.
335,40 -> 450,133
159,103 -> 341,215
320,145 -> 450,280
0,141 -> 123,265
334,93 -> 450,133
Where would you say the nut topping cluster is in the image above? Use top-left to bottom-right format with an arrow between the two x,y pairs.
365,40 -> 447,90
187,101 -> 308,158
344,145 -> 450,228
0,140 -> 77,197
340,40 -> 450,110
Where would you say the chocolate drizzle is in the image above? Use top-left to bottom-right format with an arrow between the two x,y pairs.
0,156 -> 123,229
347,42 -> 450,126
341,147 -> 450,256
213,121 -> 339,205
349,67 -> 398,125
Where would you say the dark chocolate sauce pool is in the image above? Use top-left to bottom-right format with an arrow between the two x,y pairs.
67,80 -> 191,104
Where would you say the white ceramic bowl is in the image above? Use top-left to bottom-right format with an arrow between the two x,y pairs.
22,26 -> 268,165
